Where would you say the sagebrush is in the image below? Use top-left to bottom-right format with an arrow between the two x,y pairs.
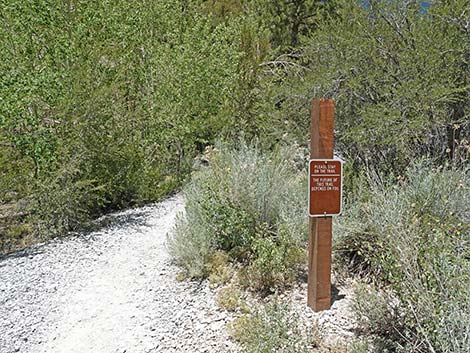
335,161 -> 470,352
168,142 -> 307,292
229,299 -> 318,353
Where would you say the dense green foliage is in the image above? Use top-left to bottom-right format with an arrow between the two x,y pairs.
336,163 -> 470,352
168,142 -> 307,291
271,0 -> 469,171
0,0 -> 252,251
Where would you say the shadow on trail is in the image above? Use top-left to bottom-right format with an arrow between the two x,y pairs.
0,202 -> 168,262
91,207 -> 156,232
331,284 -> 346,305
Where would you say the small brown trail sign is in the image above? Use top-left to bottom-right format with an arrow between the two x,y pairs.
309,159 -> 343,217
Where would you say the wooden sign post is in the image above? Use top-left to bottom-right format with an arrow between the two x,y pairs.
308,98 -> 337,312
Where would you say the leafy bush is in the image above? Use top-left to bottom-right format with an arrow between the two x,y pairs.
351,283 -> 406,352
268,0 -> 469,173
229,299 -> 318,353
0,0 -> 255,251
168,142 -> 307,291
216,284 -> 246,312
238,232 -> 306,292
335,161 -> 470,352
31,159 -> 106,237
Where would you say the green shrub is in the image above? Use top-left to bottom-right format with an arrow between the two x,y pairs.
0,0 -> 252,251
347,340 -> 370,353
351,283 -> 406,352
31,159 -> 106,238
238,232 -> 306,291
168,142 -> 307,291
260,0 -> 469,175
216,284 -> 246,312
335,161 -> 470,352
229,299 -> 318,353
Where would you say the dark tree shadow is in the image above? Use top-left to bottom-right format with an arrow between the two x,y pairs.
0,197 -> 178,262
0,246 -> 45,261
89,206 -> 155,232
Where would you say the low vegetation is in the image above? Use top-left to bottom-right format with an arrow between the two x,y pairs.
229,299 -> 319,353
336,162 -> 470,352
172,142 -> 469,351
168,141 -> 307,292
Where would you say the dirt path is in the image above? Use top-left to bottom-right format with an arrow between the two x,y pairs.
0,196 -> 238,353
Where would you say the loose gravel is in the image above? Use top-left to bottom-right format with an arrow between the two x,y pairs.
0,195 -> 238,353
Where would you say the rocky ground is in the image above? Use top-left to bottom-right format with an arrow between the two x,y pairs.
288,279 -> 358,351
0,196 -> 239,353
0,195 -> 357,353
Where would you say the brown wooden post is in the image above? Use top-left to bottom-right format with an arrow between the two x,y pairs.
308,98 -> 335,311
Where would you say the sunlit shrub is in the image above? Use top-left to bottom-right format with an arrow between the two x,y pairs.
336,161 -> 470,352
229,299 -> 318,353
168,142 -> 307,291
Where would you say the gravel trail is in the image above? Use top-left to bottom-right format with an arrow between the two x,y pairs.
0,196 -> 237,353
